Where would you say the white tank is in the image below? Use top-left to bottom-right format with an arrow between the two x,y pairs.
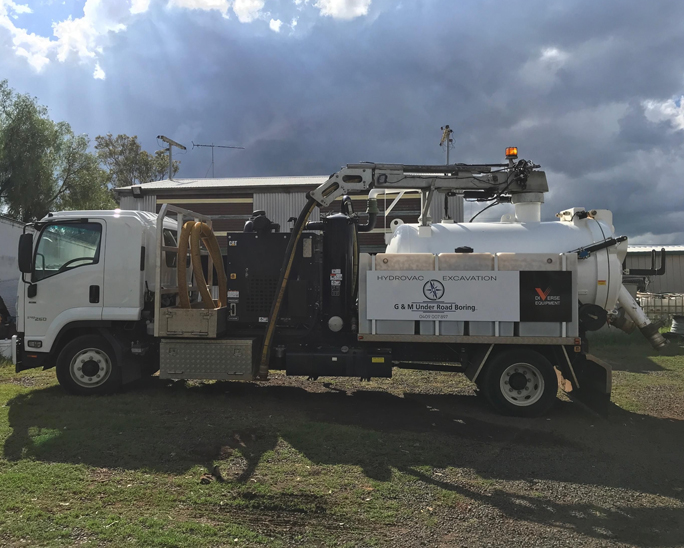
385,207 -> 627,311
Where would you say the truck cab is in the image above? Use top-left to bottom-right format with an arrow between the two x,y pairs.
15,210 -> 172,390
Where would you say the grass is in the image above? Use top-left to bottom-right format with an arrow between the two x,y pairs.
0,331 -> 683,546
588,328 -> 684,414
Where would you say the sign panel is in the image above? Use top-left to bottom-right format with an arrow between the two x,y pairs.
519,271 -> 573,322
366,270 -> 520,321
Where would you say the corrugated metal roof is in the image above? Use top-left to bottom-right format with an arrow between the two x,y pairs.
116,176 -> 329,194
0,213 -> 25,228
628,245 -> 684,253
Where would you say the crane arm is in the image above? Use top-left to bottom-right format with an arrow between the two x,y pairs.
309,162 -> 548,207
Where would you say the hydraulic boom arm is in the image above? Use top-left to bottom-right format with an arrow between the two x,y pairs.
309,161 -> 548,207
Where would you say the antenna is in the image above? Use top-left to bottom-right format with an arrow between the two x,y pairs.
157,135 -> 186,180
439,125 -> 454,164
192,142 -> 245,178
440,125 -> 455,221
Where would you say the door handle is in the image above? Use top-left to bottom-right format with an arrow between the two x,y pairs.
89,285 -> 100,304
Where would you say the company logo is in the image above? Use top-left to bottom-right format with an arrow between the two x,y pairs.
423,279 -> 445,300
535,287 -> 551,301
534,286 -> 561,306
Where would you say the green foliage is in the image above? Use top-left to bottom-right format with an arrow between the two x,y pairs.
95,133 -> 179,188
0,80 -> 116,221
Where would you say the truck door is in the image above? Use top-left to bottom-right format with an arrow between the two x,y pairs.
22,220 -> 106,361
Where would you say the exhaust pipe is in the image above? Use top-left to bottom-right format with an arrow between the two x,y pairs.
617,285 -> 668,350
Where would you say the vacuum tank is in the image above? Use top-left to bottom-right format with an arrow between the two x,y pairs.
385,204 -> 666,348
386,207 -> 625,311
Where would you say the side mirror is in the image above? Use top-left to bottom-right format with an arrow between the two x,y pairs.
18,233 -> 33,274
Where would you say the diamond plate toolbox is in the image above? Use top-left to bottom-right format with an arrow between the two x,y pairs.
160,338 -> 256,380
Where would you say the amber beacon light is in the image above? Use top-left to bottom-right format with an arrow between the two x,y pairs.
505,147 -> 518,159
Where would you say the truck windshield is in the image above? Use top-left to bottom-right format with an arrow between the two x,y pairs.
33,222 -> 102,282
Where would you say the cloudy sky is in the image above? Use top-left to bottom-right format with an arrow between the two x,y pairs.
2,0 -> 684,243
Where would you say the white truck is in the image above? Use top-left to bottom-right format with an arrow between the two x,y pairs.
12,150 -> 668,416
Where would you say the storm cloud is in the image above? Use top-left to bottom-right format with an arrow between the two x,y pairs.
2,0 -> 684,242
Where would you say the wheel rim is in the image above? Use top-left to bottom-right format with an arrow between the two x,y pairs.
70,348 -> 112,388
499,362 -> 545,407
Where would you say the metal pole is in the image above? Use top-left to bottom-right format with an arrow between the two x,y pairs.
212,146 -> 214,178
158,135 -> 186,180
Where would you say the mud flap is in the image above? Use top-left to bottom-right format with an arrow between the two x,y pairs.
568,353 -> 612,413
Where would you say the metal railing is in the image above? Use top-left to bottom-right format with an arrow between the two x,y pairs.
637,292 -> 684,322
154,204 -> 213,337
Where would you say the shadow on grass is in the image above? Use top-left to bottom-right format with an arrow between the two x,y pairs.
4,377 -> 684,546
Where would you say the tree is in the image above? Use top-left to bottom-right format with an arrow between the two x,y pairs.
95,133 -> 179,188
0,80 -> 115,222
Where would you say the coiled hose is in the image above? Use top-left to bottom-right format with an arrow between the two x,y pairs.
177,221 -> 228,309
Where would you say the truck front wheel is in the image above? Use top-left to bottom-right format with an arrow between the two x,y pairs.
480,349 -> 558,417
56,335 -> 121,395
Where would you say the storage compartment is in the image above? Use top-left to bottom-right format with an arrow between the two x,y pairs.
285,348 -> 392,378
159,338 -> 256,380
157,306 -> 227,338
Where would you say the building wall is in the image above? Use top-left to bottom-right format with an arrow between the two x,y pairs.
625,252 -> 684,293
253,191 -> 321,231
0,216 -> 26,318
119,194 -> 156,212
154,194 -> 253,250
121,187 -> 464,253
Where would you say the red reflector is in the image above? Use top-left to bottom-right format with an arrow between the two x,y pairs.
27,354 -> 38,359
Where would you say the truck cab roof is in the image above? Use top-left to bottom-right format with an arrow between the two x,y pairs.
42,209 -> 159,227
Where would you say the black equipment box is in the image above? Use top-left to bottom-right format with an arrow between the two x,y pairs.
223,232 -> 322,326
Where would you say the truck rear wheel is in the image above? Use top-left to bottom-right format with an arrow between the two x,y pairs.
56,335 -> 121,395
480,349 -> 557,417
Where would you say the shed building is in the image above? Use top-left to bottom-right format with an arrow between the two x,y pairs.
115,176 -> 464,253
625,245 -> 684,294
0,215 -> 27,318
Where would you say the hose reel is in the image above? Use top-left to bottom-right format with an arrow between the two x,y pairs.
177,221 -> 228,309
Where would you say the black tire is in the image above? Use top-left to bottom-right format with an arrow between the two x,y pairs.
479,348 -> 558,417
56,335 -> 122,395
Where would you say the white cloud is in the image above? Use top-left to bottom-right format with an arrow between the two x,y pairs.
168,0 -> 230,16
628,231 -> 684,245
0,0 -> 147,74
291,16 -> 298,29
519,46 -> 570,91
130,0 -> 151,14
269,18 -> 282,32
4,0 -> 30,16
642,97 -> 684,131
93,61 -> 106,79
315,0 -> 371,19
232,0 -> 264,23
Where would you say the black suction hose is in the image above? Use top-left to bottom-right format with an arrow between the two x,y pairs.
258,196 -> 318,379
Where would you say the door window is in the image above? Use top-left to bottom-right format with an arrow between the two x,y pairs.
33,223 -> 102,282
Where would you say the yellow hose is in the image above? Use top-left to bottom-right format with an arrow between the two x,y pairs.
191,222 -> 228,309
176,221 -> 227,309
177,221 -> 196,309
